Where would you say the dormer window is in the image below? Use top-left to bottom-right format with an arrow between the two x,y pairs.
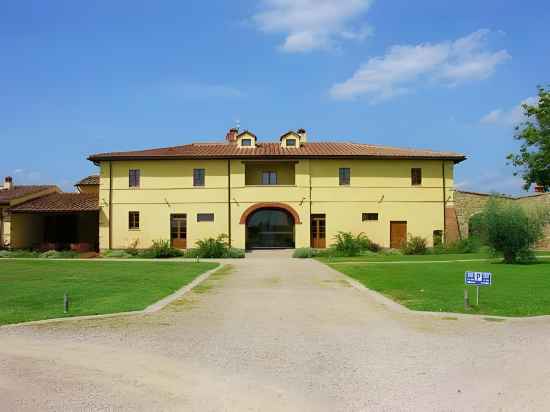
280,131 -> 301,148
237,131 -> 257,148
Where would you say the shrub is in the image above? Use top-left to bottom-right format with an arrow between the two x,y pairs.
101,249 -> 133,258
39,250 -> 80,259
0,249 -> 40,258
225,247 -> 245,258
149,240 -> 184,258
402,235 -> 428,255
194,234 -> 235,258
125,239 -> 140,256
292,248 -> 319,258
478,198 -> 549,263
432,238 -> 481,254
333,232 -> 367,257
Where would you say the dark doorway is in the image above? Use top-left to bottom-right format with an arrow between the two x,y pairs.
310,214 -> 326,248
44,214 -> 78,244
246,208 -> 295,249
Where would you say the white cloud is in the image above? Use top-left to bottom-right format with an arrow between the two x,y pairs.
252,0 -> 373,53
330,29 -> 510,101
480,96 -> 538,126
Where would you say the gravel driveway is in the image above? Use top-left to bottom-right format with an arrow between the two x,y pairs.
2,250 -> 550,411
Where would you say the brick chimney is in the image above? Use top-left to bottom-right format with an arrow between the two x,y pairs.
3,176 -> 13,190
297,128 -> 307,143
225,128 -> 238,143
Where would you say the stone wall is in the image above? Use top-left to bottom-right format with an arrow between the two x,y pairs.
454,191 -> 550,250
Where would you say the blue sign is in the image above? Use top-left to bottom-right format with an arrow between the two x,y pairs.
465,271 -> 492,286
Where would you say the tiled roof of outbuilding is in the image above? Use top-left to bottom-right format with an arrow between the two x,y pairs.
0,185 -> 57,204
76,175 -> 99,186
88,141 -> 466,163
9,193 -> 99,213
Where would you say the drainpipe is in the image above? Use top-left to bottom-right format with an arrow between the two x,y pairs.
442,161 -> 446,244
227,159 -> 232,247
108,161 -> 113,250
309,160 -> 312,247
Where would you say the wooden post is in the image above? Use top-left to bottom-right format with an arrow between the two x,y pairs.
64,293 -> 69,313
464,288 -> 469,310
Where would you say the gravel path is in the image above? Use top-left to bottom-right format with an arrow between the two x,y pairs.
2,250 -> 550,411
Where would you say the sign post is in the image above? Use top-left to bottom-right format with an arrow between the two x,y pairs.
465,271 -> 492,306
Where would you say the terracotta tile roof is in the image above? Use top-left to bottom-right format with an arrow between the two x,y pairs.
75,175 -> 99,186
0,185 -> 57,204
9,193 -> 99,213
88,141 -> 466,163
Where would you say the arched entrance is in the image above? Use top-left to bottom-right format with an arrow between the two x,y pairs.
246,208 -> 295,249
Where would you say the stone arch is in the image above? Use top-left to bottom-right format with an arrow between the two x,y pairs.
239,202 -> 301,224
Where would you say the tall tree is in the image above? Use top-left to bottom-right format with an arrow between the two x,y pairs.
507,86 -> 550,191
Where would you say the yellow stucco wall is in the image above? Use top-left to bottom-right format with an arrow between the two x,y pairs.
10,213 -> 44,249
77,185 -> 99,194
98,157 -> 456,250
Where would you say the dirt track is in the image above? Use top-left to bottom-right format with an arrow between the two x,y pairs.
2,251 -> 550,411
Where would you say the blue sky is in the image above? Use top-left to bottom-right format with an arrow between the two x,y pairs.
1,0 -> 548,194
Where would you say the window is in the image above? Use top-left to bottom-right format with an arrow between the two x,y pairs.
241,138 -> 252,146
129,169 -> 140,188
193,168 -> 205,187
339,168 -> 350,185
128,211 -> 140,229
411,168 -> 422,186
261,171 -> 277,185
362,213 -> 379,221
197,213 -> 214,222
286,138 -> 296,147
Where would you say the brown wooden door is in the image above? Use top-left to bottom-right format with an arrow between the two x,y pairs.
170,214 -> 187,249
311,214 -> 326,249
390,221 -> 407,249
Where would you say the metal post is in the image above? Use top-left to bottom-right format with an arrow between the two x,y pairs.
64,293 -> 69,313
476,286 -> 479,306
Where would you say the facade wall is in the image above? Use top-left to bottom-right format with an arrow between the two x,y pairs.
10,213 -> 44,249
99,158 -> 456,250
0,207 -> 10,247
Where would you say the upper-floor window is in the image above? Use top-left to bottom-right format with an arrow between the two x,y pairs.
411,168 -> 422,186
286,138 -> 296,147
129,211 -> 140,229
261,171 -> 277,185
193,168 -> 205,187
129,169 -> 140,188
241,138 -> 252,147
339,168 -> 351,186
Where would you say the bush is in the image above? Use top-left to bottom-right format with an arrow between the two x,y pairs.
333,232 -> 369,257
225,247 -> 245,258
0,249 -> 40,258
432,238 -> 481,254
125,239 -> 140,256
402,235 -> 428,255
39,250 -> 80,259
101,249 -> 134,258
149,240 -> 184,258
193,234 -> 244,258
478,198 -> 549,263
292,248 -> 319,258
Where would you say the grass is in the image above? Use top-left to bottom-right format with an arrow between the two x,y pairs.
325,258 -> 550,317
318,250 -> 550,263
0,260 -> 218,325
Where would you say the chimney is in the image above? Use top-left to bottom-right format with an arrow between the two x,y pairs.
297,128 -> 307,144
3,176 -> 13,190
225,128 -> 238,143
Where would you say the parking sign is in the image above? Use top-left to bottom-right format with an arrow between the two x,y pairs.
465,271 -> 492,286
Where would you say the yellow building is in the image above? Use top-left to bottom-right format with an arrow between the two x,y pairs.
88,129 -> 465,251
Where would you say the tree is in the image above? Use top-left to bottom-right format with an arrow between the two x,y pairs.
507,86 -> 550,191
479,198 -> 549,263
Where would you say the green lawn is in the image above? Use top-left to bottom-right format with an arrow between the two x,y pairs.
0,260 -> 218,325
318,250 -> 550,263
326,258 -> 550,317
